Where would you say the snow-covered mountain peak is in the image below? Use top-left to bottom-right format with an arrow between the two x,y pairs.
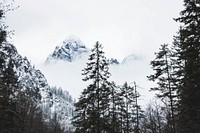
46,35 -> 145,66
62,36 -> 86,51
46,36 -> 89,63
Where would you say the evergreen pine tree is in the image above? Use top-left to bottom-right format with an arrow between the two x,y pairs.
116,86 -> 126,133
72,41 -> 111,133
121,82 -> 135,133
109,81 -> 121,133
116,82 -> 142,133
148,44 -> 177,133
173,1 -> 200,132
0,59 -> 19,132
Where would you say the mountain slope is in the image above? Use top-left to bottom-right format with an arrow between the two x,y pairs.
46,36 -> 89,63
0,42 -> 74,132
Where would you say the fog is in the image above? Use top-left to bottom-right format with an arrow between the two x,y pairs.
39,54 -> 156,107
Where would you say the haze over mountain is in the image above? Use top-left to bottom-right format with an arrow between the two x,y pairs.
40,36 -> 155,106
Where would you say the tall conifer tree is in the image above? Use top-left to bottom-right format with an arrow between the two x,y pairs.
0,3 -> 19,132
109,81 -> 121,133
72,41 -> 111,133
148,44 -> 177,132
0,55 -> 19,132
173,1 -> 200,132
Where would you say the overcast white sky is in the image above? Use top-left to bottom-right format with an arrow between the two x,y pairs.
3,0 -> 185,103
5,0 -> 183,64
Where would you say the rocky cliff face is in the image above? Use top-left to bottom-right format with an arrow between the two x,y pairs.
46,36 -> 89,63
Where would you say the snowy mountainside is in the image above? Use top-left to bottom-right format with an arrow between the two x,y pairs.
0,42 -> 48,102
46,36 -> 89,63
43,86 -> 75,132
0,42 -> 75,131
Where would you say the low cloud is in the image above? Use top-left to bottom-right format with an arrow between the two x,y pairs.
39,55 -> 156,107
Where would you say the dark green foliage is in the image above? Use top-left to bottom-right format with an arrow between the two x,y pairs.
173,1 -> 200,132
72,41 -> 111,133
148,44 -> 177,99
109,81 -> 121,133
148,44 -> 177,132
120,82 -> 136,132
117,82 -> 143,133
0,59 -> 19,133
14,89 -> 45,133
149,1 -> 200,132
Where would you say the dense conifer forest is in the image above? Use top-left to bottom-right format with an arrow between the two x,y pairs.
0,0 -> 200,133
